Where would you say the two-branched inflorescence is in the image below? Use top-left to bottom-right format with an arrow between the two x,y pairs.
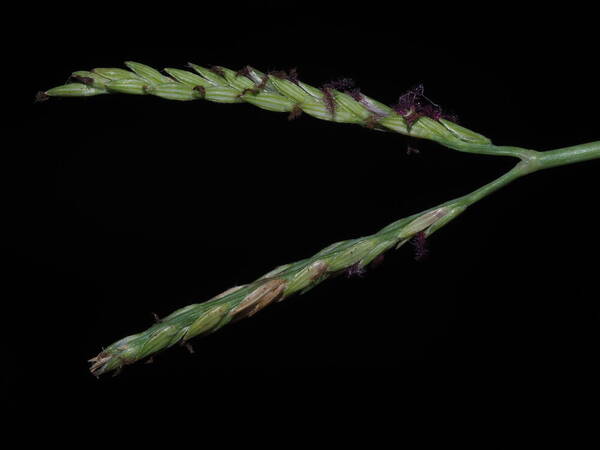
39,61 -> 600,376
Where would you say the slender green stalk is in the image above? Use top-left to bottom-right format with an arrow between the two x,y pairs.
38,62 -> 599,376
458,161 -> 532,207
536,141 -> 600,170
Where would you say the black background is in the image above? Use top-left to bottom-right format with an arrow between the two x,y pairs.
7,2 -> 599,431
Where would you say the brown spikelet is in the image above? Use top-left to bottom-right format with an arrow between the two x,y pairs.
308,260 -> 328,281
89,352 -> 112,375
229,279 -> 287,320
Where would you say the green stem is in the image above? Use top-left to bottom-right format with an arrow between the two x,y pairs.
460,161 -> 532,207
385,139 -> 600,242
453,140 -> 600,208
439,140 -> 539,160
536,140 -> 600,170
380,140 -> 600,240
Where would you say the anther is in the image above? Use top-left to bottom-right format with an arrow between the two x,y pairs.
209,65 -> 225,77
288,105 -> 303,120
70,75 -> 94,85
193,85 -> 206,98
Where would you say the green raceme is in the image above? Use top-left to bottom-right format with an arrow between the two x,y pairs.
41,61 -> 499,151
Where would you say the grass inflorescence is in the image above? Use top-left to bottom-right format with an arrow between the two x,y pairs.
38,61 -> 600,376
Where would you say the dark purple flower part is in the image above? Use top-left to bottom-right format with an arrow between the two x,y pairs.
288,105 -> 303,121
394,84 -> 425,115
209,65 -> 226,77
411,231 -> 429,261
193,85 -> 206,97
320,79 -> 358,118
287,67 -> 299,84
370,254 -> 385,269
321,86 -> 337,117
323,78 -> 356,91
393,84 -> 458,127
269,68 -> 300,84
70,74 -> 94,85
256,74 -> 269,90
235,66 -> 252,78
365,115 -> 379,129
346,262 -> 367,278
269,70 -> 287,79
34,91 -> 50,102
406,145 -> 420,155
347,88 -> 363,101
